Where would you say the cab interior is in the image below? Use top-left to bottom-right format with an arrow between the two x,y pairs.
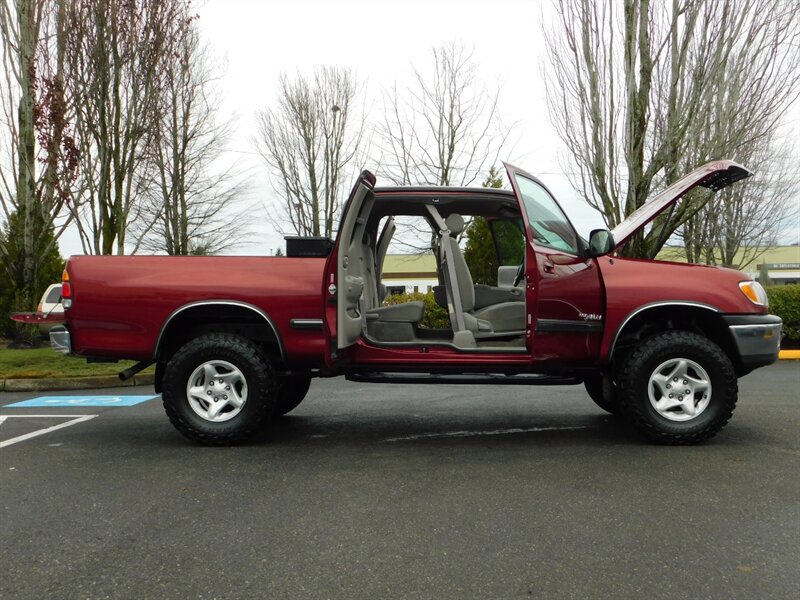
341,187 -> 531,352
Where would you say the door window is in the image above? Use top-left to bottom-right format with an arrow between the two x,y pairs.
514,175 -> 580,255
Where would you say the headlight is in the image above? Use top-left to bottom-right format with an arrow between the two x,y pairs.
739,281 -> 769,307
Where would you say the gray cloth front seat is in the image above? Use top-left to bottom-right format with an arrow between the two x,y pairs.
441,214 -> 525,334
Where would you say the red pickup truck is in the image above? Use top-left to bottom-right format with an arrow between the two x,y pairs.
47,161 -> 781,445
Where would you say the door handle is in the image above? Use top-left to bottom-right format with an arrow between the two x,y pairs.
543,261 -> 555,273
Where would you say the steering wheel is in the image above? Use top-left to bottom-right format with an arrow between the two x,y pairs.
513,263 -> 525,287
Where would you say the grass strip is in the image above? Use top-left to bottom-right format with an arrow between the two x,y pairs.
0,345 -> 154,379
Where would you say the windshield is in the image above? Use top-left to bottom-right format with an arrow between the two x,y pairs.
514,174 -> 579,254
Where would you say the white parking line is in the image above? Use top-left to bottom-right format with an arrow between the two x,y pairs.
0,415 -> 98,448
382,425 -> 592,442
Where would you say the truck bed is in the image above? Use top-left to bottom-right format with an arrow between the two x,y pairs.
65,255 -> 327,362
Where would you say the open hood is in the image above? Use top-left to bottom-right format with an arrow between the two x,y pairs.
610,160 -> 752,251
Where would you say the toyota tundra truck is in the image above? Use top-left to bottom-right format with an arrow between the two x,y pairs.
44,161 -> 782,445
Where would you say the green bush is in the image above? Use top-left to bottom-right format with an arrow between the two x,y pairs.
766,285 -> 800,342
382,291 -> 451,329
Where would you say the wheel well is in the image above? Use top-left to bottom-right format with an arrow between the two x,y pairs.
153,303 -> 283,392
610,305 -> 740,374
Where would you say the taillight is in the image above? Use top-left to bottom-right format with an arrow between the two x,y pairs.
62,269 -> 72,309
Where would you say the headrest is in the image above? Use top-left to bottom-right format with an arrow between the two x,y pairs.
445,213 -> 465,236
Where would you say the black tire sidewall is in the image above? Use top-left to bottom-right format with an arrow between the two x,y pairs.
620,331 -> 737,443
273,374 -> 312,416
584,373 -> 621,415
162,334 -> 276,444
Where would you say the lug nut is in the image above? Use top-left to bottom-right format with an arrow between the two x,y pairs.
223,395 -> 228,400
669,394 -> 673,398
683,380 -> 688,384
206,391 -> 212,395
678,396 -> 683,401
673,377 -> 678,382
225,385 -> 230,390
685,389 -> 690,394
666,384 -> 671,389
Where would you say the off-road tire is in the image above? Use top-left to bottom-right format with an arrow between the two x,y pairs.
617,331 -> 737,445
584,373 -> 621,415
273,373 -> 312,416
162,334 -> 276,445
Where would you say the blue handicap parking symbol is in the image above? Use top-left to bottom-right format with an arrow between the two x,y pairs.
5,395 -> 157,408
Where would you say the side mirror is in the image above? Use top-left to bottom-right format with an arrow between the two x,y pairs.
588,229 -> 615,257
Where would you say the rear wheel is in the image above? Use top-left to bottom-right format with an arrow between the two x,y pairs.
584,373 -> 621,415
162,334 -> 276,445
273,373 -> 312,416
617,331 -> 737,444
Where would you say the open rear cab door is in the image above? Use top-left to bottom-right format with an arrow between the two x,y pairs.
322,170 -> 377,367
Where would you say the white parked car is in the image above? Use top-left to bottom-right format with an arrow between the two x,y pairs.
38,283 -> 63,315
36,283 -> 64,334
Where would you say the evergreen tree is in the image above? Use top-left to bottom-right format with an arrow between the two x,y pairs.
464,167 -> 504,285
464,218 -> 498,285
0,211 -> 64,338
482,166 -> 503,190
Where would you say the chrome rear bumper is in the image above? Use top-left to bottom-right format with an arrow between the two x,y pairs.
49,325 -> 71,354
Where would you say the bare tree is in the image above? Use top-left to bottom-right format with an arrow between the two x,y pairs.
254,66 -> 365,238
130,19 -> 249,256
380,41 -> 512,187
0,0 -> 76,311
543,0 -> 800,258
63,0 -> 184,255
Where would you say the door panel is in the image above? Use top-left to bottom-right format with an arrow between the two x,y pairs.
323,171 -> 376,364
504,163 -> 605,365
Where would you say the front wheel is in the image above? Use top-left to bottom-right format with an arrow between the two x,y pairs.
162,334 -> 276,445
617,331 -> 737,444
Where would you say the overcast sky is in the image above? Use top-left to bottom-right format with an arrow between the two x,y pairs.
55,0 -> 799,255
190,0 -> 607,255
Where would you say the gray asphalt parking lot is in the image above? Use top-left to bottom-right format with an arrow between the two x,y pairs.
1,361 -> 798,599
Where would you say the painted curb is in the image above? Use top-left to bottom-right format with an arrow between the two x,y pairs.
1,373 -> 155,392
778,350 -> 800,360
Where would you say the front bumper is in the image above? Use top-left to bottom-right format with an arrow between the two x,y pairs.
49,325 -> 71,354
723,314 -> 782,373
